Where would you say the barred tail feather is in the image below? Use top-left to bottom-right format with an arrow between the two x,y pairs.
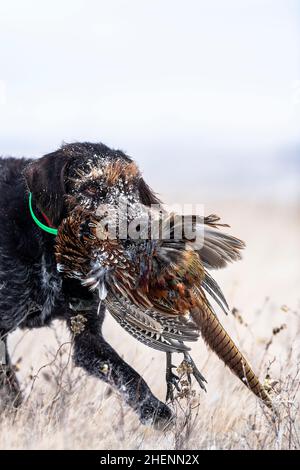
193,301 -> 273,408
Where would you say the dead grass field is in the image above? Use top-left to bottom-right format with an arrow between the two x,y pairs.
1,200 -> 299,449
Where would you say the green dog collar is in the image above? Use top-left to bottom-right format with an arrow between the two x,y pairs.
28,192 -> 58,236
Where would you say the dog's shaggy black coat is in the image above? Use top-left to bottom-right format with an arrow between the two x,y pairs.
0,142 -> 172,426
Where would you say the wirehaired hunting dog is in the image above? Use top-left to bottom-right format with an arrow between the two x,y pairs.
0,142 -> 270,426
0,142 -> 172,426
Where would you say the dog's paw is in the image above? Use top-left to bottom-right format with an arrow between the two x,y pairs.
139,399 -> 174,430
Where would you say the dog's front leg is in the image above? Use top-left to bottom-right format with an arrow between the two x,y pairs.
0,335 -> 22,408
67,307 -> 173,428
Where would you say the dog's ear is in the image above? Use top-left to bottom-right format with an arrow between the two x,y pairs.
138,178 -> 161,206
23,150 -> 72,226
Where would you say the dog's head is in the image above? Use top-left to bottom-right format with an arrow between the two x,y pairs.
23,142 -> 160,227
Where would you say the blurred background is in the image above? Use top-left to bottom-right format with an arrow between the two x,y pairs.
0,0 -> 299,203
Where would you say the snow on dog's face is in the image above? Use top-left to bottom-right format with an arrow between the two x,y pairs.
23,142 -> 160,227
66,153 -> 141,211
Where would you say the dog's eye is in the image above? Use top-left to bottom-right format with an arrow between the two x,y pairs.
84,186 -> 98,197
83,185 -> 107,199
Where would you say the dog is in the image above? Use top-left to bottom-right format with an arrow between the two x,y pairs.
0,142 -> 173,427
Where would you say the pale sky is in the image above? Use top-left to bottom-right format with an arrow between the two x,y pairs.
0,0 -> 299,199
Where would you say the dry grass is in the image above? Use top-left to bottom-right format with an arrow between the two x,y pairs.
1,200 -> 299,449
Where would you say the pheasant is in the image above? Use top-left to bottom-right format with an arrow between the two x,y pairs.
55,204 -> 272,408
